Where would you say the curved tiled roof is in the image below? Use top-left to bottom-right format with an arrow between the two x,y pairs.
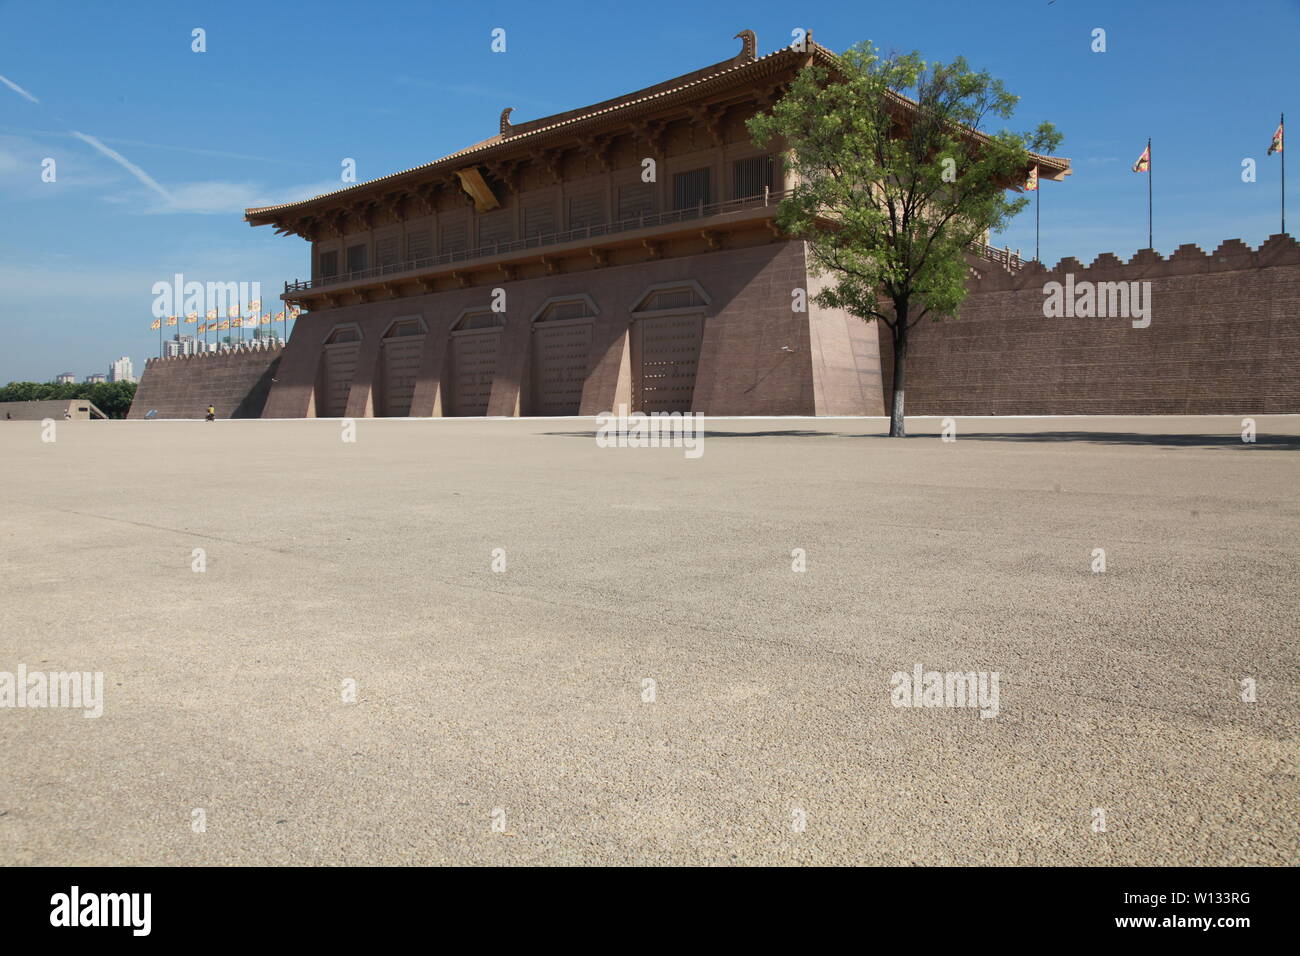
246,38 -> 1070,223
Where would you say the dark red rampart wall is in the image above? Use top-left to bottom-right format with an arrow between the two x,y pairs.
128,235 -> 1298,419
127,345 -> 282,419
887,234 -> 1300,415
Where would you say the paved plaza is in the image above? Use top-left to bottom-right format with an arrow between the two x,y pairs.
1,415 -> 1295,865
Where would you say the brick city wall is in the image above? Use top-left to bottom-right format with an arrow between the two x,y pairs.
137,235 -> 1298,419
127,344 -> 283,419
889,234 -> 1300,415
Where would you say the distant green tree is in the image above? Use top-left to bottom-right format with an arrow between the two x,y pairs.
88,381 -> 137,418
748,41 -> 1061,436
0,380 -> 136,418
1,382 -> 40,402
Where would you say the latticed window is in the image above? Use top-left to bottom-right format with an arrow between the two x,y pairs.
568,194 -> 604,229
732,155 -> 774,199
406,229 -> 432,262
384,319 -> 423,338
535,299 -> 595,323
523,203 -> 556,238
673,168 -> 711,210
440,221 -> 468,254
455,311 -> 506,331
345,244 -> 368,273
326,326 -> 360,344
478,209 -> 514,246
618,182 -> 655,220
318,250 -> 338,278
639,287 -> 707,311
375,236 -> 400,268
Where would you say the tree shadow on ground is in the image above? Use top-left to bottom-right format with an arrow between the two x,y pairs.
948,431 -> 1300,449
542,429 -> 1300,449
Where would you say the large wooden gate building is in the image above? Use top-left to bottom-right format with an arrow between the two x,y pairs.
245,31 -> 1070,418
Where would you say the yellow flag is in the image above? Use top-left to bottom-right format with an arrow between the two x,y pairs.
219,320 -> 230,330
1132,143 -> 1150,173
185,313 -> 198,323
166,315 -> 178,326
150,318 -> 161,330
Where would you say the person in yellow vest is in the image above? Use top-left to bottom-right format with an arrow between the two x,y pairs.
205,404 -> 216,422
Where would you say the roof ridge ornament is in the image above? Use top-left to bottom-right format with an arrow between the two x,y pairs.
500,107 -> 514,136
734,30 -> 756,63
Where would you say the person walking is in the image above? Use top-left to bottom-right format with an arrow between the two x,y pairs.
205,404 -> 216,422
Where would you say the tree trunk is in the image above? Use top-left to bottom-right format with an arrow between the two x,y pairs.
889,303 -> 908,438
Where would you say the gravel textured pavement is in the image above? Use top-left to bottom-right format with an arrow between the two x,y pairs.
1,415 -> 1295,865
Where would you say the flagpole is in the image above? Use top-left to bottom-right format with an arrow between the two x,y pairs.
1035,179 -> 1041,262
1147,138 -> 1153,249
1282,112 -> 1287,235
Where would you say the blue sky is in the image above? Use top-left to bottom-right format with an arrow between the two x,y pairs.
0,0 -> 1295,383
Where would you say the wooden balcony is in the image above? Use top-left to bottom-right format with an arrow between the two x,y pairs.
285,189 -> 792,296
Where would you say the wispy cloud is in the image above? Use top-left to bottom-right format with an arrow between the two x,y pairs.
0,133 -> 121,199
65,130 -> 335,214
91,135 -> 314,169
0,127 -> 336,214
0,73 -> 39,104
0,126 -> 312,168
129,178 -> 334,215
70,130 -> 174,203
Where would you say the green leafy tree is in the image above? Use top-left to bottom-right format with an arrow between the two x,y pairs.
749,42 -> 1061,436
0,380 -> 136,418
1,381 -> 41,402
87,381 -> 137,418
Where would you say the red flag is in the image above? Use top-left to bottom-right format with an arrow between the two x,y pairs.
1268,122 -> 1284,155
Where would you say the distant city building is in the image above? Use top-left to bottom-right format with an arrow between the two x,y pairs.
84,373 -> 108,384
109,357 -> 135,383
54,372 -> 76,384
164,335 -> 208,358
